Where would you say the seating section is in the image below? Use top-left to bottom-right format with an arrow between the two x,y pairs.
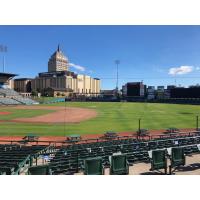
49,134 -> 200,175
1,133 -> 200,175
13,97 -> 38,105
0,88 -> 20,96
28,165 -> 51,175
0,88 -> 38,105
0,97 -> 21,105
0,144 -> 50,175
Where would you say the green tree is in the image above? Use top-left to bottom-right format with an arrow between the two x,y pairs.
31,90 -> 38,97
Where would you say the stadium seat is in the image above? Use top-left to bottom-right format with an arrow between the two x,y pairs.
0,167 -> 13,175
66,135 -> 81,143
22,134 -> 39,142
110,154 -> 129,175
0,171 -> 6,175
164,128 -> 180,136
28,165 -> 52,175
169,147 -> 186,175
102,131 -> 118,140
149,149 -> 167,174
0,88 -> 38,105
83,157 -> 104,175
47,134 -> 200,175
0,144 -> 50,175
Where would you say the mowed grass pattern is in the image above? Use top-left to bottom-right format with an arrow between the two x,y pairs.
0,102 -> 200,136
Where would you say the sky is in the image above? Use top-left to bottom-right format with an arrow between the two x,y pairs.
1,25 -> 200,89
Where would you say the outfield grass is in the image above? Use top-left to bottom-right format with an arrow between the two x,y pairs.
0,102 -> 200,136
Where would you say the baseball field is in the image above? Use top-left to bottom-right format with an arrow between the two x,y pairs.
0,101 -> 200,136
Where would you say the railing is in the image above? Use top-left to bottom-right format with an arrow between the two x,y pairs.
0,131 -> 200,146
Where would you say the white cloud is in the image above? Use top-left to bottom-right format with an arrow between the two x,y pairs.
69,63 -> 86,72
168,66 -> 193,75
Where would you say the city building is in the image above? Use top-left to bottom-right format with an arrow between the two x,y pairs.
15,46 -> 101,97
156,86 -> 165,99
14,78 -> 32,94
167,85 -> 176,90
48,45 -> 69,72
100,89 -> 118,100
147,86 -> 155,100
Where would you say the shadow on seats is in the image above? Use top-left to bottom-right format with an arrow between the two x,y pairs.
140,171 -> 166,175
175,163 -> 200,172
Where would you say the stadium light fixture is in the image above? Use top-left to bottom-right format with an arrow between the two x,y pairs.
115,60 -> 120,93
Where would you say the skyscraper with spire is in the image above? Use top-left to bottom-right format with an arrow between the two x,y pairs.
18,45 -> 101,97
48,45 -> 69,72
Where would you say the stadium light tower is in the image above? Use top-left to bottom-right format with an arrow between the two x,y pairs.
3,56 -> 5,72
115,60 -> 120,93
1,45 -> 7,72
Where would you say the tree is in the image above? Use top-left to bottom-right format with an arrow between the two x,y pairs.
31,90 -> 38,97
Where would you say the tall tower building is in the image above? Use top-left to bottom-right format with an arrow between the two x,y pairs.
48,45 -> 69,72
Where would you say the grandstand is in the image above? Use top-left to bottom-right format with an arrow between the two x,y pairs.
0,97 -> 21,105
49,133 -> 199,175
0,144 -> 52,175
0,72 -> 38,105
1,131 -> 200,175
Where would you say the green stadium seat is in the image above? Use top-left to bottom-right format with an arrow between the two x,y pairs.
102,131 -> 118,140
150,149 -> 167,174
137,129 -> 150,137
83,157 -> 104,175
22,134 -> 39,142
0,167 -> 13,175
0,171 -> 6,175
110,154 -> 129,175
28,165 -> 52,175
66,135 -> 81,143
165,127 -> 179,134
169,147 -> 185,174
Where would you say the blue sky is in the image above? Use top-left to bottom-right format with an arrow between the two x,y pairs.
1,25 -> 200,89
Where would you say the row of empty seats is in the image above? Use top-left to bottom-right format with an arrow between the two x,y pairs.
28,146 -> 191,175
1,133 -> 200,175
0,88 -> 20,96
0,144 -> 51,175
0,88 -> 38,105
47,134 -> 200,175
0,97 -> 21,105
13,97 -> 38,105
